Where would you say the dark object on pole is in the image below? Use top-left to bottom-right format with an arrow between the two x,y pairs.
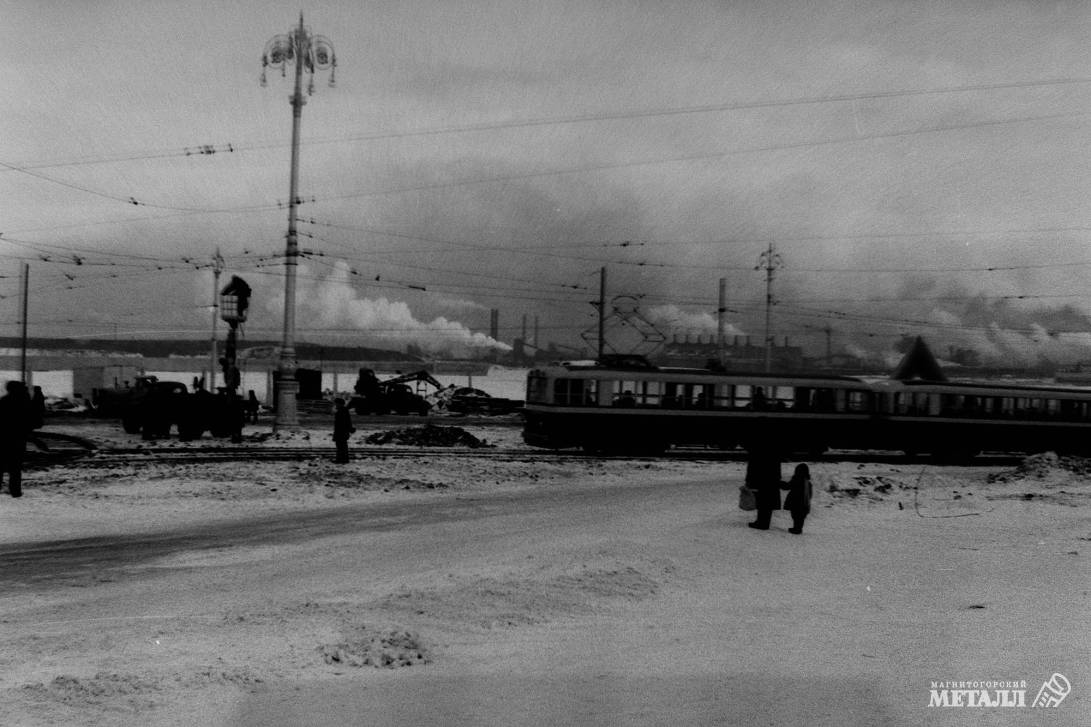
219,275 -> 251,443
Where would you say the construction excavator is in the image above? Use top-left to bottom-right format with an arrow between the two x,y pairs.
349,369 -> 442,416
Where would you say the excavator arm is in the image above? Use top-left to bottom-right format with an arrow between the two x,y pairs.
380,370 -> 443,391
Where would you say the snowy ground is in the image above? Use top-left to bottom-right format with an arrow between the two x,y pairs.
0,420 -> 1087,725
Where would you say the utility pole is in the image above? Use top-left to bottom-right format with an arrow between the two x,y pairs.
262,14 -> 337,430
756,242 -> 782,373
209,249 -> 224,392
597,266 -> 607,360
19,263 -> 28,383
717,277 -> 727,366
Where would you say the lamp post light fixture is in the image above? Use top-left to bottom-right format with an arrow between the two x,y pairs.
261,13 -> 336,429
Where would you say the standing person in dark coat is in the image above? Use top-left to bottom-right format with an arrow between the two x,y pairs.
30,386 -> 45,431
246,390 -> 260,424
332,398 -> 354,464
781,463 -> 813,534
746,446 -> 782,530
0,381 -> 33,498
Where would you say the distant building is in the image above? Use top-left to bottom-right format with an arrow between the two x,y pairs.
655,333 -> 805,371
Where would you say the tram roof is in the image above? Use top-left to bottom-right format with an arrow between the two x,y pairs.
543,360 -> 870,384
538,362 -> 1091,396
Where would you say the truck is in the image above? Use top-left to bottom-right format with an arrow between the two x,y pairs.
350,369 -> 440,416
93,375 -> 242,439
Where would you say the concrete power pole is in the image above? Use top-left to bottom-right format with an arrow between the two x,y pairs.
756,242 -> 782,373
19,263 -> 28,384
597,267 -> 606,360
262,14 -> 337,430
717,277 -> 727,366
209,249 -> 225,392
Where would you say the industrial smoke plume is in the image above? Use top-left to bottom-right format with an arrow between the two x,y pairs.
265,261 -> 511,357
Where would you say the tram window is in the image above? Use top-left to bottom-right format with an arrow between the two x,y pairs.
1043,399 -> 1059,417
662,382 -> 682,408
813,388 -> 835,412
845,390 -> 870,413
554,378 -> 590,406
692,384 -> 711,408
735,385 -> 751,409
612,380 -> 640,407
752,386 -> 769,410
642,380 -> 662,406
898,392 -> 931,415
770,386 -> 793,410
526,372 -> 549,403
715,384 -> 733,409
794,387 -> 812,411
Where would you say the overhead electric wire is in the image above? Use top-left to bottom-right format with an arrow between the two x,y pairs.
6,75 -> 1090,173
313,109 -> 1088,205
6,104 -> 1082,222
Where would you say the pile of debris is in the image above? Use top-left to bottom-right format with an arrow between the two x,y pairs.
988,452 -> 1091,483
364,424 -> 490,448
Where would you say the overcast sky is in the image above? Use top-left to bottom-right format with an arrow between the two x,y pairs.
3,1 -> 1090,363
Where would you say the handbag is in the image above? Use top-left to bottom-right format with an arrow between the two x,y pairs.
738,484 -> 757,511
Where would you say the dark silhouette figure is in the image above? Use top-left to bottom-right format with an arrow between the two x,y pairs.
30,386 -> 45,430
226,393 -> 245,444
246,390 -> 260,424
333,398 -> 354,464
750,386 -> 768,411
0,381 -> 33,497
745,447 -> 782,530
781,463 -> 813,534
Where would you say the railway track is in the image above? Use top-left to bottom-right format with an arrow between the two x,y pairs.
30,438 -> 1024,468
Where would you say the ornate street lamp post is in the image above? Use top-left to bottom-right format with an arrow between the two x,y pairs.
261,13 -> 336,429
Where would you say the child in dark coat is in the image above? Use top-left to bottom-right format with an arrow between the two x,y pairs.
781,463 -> 813,534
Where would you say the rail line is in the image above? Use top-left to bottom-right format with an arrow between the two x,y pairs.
34,441 -> 1023,468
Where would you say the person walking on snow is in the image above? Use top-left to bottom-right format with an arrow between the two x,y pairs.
332,397 -> 354,464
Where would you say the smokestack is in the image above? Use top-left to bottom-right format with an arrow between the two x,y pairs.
490,309 -> 499,341
534,316 -> 539,348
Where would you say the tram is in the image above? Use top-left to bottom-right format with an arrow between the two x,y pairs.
521,356 -> 1091,457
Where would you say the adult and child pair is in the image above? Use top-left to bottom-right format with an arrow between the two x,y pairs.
745,451 -> 812,534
